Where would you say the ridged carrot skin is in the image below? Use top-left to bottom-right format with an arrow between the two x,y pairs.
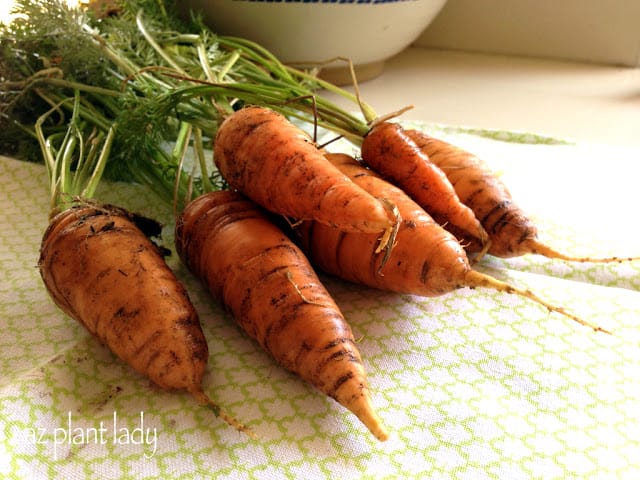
175,190 -> 389,441
38,203 -> 208,392
405,130 -> 640,264
404,129 -> 538,258
295,153 -> 471,296
213,106 -> 394,233
361,122 -> 488,253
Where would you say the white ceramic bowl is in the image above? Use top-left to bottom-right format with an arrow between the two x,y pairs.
179,0 -> 447,83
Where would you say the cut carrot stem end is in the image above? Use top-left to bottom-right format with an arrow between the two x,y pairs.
464,270 -> 612,335
190,388 -> 258,439
525,239 -> 640,264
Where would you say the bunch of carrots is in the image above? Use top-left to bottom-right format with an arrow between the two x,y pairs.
173,102 -> 639,441
3,0 -> 638,444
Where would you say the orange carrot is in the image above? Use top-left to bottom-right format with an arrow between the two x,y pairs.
213,106 -> 395,234
293,153 -> 609,334
174,189 -> 389,441
39,202 -> 253,437
361,121 -> 489,256
406,129 -> 638,262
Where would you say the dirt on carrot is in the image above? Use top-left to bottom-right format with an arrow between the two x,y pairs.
361,121 -> 489,257
174,189 -> 389,441
39,202 -> 253,437
406,129 -> 638,263
213,106 -> 396,235
292,153 -> 609,334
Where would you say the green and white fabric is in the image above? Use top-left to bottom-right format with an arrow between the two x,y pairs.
1,125 -> 639,479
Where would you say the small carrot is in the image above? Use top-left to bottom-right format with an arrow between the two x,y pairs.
175,189 -> 389,441
213,106 -> 396,234
39,202 -> 253,437
293,153 -> 609,334
406,129 -> 639,263
361,121 -> 489,256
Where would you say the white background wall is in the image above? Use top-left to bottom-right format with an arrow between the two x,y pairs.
415,0 -> 640,66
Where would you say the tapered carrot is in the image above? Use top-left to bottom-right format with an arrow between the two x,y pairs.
175,189 -> 389,441
33,93 -> 252,437
213,106 -> 395,234
406,129 -> 639,262
293,153 -> 609,334
39,202 -> 253,436
361,121 -> 489,256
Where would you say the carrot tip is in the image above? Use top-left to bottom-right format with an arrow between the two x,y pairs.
595,326 -> 613,335
527,239 -> 640,264
190,388 -> 258,440
464,270 -> 610,334
348,393 -> 389,442
362,411 -> 390,442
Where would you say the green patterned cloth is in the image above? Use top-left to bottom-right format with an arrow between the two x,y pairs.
1,125 -> 639,479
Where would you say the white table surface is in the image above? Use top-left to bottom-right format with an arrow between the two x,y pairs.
324,47 -> 640,149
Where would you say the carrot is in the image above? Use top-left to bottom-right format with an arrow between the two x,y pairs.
361,121 -> 489,256
213,106 -> 395,235
406,129 -> 639,262
35,94 -> 253,438
174,189 -> 389,441
38,202 -> 254,437
293,153 -> 609,334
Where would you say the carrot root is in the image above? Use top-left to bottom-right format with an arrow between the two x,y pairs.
297,154 -> 608,336
350,394 -> 390,441
361,123 -> 489,252
524,239 -> 640,264
190,388 -> 258,439
176,190 -> 389,441
463,270 -> 611,334
213,106 -> 396,233
39,203 -> 211,390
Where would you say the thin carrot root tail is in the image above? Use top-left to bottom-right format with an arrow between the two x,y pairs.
525,239 -> 640,264
190,388 -> 258,439
464,270 -> 612,334
348,393 -> 390,442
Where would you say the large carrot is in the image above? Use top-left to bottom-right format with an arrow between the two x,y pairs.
38,204 -> 254,437
213,106 -> 395,234
361,121 -> 489,256
406,129 -> 638,262
36,95 -> 252,438
174,189 -> 389,441
40,204 -> 203,391
294,153 -> 608,334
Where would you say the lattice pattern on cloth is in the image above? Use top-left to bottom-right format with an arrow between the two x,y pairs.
1,124 -> 639,479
